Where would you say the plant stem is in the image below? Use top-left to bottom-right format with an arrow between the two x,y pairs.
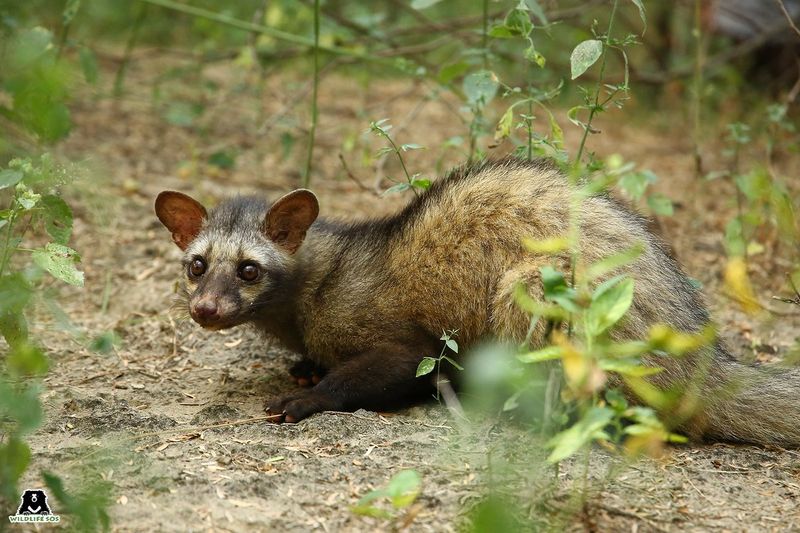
0,213 -> 17,278
136,0 -> 380,62
382,132 -> 418,197
114,3 -> 147,97
574,0 -> 620,166
691,0 -> 705,178
482,0 -> 489,69
302,0 -> 321,187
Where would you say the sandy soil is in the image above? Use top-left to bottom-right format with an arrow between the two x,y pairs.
10,52 -> 800,531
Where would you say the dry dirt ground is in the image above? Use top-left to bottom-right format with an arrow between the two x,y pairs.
10,52 -> 800,532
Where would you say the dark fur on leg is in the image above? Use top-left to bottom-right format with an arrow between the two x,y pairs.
266,336 -> 438,423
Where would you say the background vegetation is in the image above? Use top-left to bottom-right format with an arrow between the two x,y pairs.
1,0 -> 798,530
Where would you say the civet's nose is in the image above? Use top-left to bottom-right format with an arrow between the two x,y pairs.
191,299 -> 219,323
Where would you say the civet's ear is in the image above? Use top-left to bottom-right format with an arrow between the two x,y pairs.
263,189 -> 319,254
154,191 -> 208,250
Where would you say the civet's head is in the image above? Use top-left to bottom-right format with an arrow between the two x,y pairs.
155,190 -> 319,329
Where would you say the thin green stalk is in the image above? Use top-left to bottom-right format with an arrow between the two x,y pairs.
114,3 -> 147,97
574,0 -> 620,166
569,0 -> 620,338
302,0 -> 321,187
136,0 -> 380,62
482,0 -> 489,69
0,213 -> 16,277
691,0 -> 704,178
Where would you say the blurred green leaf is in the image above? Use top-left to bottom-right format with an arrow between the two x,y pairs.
0,169 -> 24,189
0,274 -> 32,314
438,61 -> 469,84
0,381 -> 42,434
32,243 -> 84,286
208,150 -> 236,169
40,194 -> 73,245
7,342 -> 49,376
629,0 -> 646,32
90,331 -> 121,354
463,70 -> 498,106
410,0 -> 443,9
522,0 -> 548,25
163,101 -> 203,127
79,46 -> 99,84
619,170 -> 656,200
548,406 -> 613,462
43,471 -> 113,532
383,182 -> 411,195
0,438 -> 31,500
646,193 -> 673,216
585,276 -> 634,336
352,469 -> 421,517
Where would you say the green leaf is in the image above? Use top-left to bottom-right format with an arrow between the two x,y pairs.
724,218 -> 745,256
40,194 -> 73,245
0,169 -> 24,189
600,358 -> 661,377
410,0 -> 443,9
0,381 -> 43,435
619,170 -> 657,200
517,345 -> 563,363
504,8 -> 532,37
90,331 -> 121,354
383,182 -> 411,195
495,106 -> 514,141
17,189 -> 41,210
442,355 -> 464,371
585,244 -> 643,281
0,274 -> 32,314
410,178 -> 431,190
585,276 -> 634,336
208,150 -> 236,169
79,46 -> 99,84
523,0 -> 548,25
629,0 -> 646,32
570,39 -> 603,80
438,61 -> 469,84
547,406 -> 613,462
0,438 -> 31,499
488,25 -> 515,39
646,193 -> 674,216
416,357 -> 436,377
63,0 -> 81,24
445,339 -> 459,353
32,243 -> 84,286
43,471 -> 113,532
164,101 -> 203,127
463,70 -> 499,106
384,469 -> 421,508
540,266 -> 580,313
352,470 -> 421,517
401,143 -> 424,152
7,342 -> 49,376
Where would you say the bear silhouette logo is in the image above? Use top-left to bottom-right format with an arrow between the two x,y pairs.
16,489 -> 52,515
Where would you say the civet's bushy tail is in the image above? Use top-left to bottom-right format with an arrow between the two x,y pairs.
688,356 -> 800,446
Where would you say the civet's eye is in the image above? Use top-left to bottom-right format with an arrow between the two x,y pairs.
189,258 -> 206,277
238,262 -> 260,282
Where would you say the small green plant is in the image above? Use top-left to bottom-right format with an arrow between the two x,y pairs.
351,469 -> 422,519
0,156 -> 83,500
416,330 -> 463,400
369,119 -> 431,196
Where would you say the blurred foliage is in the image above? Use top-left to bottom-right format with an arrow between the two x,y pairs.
0,0 -> 798,530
